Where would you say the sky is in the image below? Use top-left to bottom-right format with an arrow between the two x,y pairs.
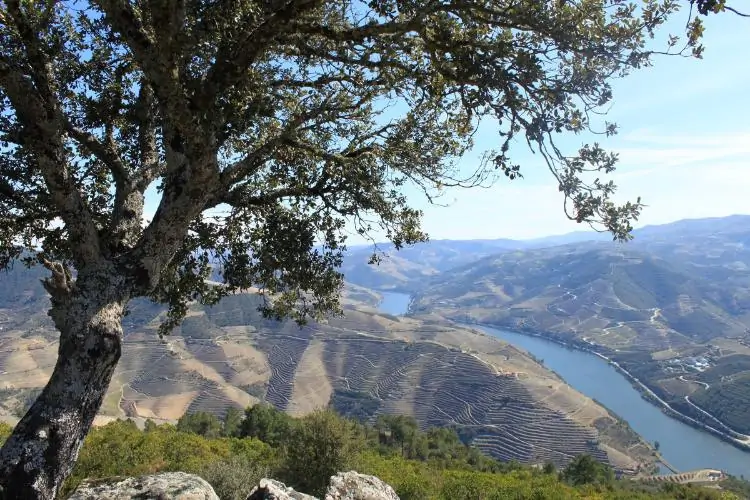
137,8 -> 750,245
400,11 -> 750,242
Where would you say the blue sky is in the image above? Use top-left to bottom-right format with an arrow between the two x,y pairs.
139,9 -> 749,244
403,11 -> 750,242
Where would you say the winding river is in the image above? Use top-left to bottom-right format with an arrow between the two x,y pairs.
377,291 -> 750,478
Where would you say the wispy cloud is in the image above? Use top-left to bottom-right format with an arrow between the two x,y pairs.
614,131 -> 750,170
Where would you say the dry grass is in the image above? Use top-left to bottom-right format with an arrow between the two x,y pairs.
287,339 -> 332,417
138,391 -> 199,420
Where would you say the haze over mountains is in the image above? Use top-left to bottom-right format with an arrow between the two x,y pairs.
342,215 -> 750,293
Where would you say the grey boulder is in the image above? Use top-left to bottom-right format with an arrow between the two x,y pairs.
68,471 -> 219,500
324,472 -> 399,500
245,478 -> 317,500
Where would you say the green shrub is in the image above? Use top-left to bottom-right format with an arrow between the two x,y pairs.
0,407 -> 738,500
279,409 -> 362,496
200,455 -> 269,500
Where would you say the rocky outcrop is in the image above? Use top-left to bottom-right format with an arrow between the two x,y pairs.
324,472 -> 399,500
67,470 -> 398,500
68,472 -> 219,500
246,472 -> 399,500
245,478 -> 317,500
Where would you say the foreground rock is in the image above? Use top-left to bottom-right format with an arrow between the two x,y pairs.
246,478 -> 317,500
68,472 -> 219,500
324,472 -> 399,500
246,472 -> 399,500
68,470 -> 397,500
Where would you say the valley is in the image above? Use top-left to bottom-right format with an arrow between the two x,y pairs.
391,217 -> 750,461
0,268 -> 657,474
4,215 -> 750,481
477,322 -> 750,477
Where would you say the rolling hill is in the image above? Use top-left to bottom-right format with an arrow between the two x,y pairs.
0,265 -> 657,472
409,216 -> 750,437
412,245 -> 746,349
339,231 -> 612,292
339,216 -> 750,293
340,239 -> 523,291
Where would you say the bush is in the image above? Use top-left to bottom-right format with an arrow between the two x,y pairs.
561,453 -> 614,487
0,407 -> 739,500
240,403 -> 293,447
0,422 -> 13,444
176,411 -> 223,438
279,409 -> 362,496
59,420 -> 276,497
200,455 -> 269,500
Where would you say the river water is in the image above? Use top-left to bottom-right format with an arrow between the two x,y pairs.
377,291 -> 750,477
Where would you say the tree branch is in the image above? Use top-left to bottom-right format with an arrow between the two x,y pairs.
94,0 -> 196,137
220,95 -> 338,187
223,169 -> 330,207
133,81 -> 163,190
199,0 -> 323,130
0,1 -> 103,266
725,5 -> 750,17
65,123 -> 130,185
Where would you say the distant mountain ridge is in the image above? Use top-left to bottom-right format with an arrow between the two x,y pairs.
341,215 -> 750,292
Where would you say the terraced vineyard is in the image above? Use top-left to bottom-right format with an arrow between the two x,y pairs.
322,336 -> 608,466
407,227 -> 750,440
0,267 -> 657,471
257,334 -> 312,410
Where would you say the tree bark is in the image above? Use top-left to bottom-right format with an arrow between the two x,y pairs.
0,267 -> 127,500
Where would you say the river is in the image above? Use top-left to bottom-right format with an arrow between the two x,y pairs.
377,291 -> 750,477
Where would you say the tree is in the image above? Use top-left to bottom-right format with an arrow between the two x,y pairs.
280,409 -> 361,496
0,0 -> 724,497
654,440 -> 661,452
560,454 -> 614,487
239,403 -> 292,447
176,411 -> 223,438
143,419 -> 158,433
377,414 -> 419,457
222,406 -> 243,438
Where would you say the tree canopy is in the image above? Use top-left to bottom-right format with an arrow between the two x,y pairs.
1,0 -> 709,331
561,453 -> 615,487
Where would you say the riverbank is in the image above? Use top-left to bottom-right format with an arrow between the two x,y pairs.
380,293 -> 663,475
381,292 -> 750,474
460,319 -> 750,458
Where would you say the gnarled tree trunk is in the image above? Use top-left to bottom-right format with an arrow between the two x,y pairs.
0,266 -> 128,500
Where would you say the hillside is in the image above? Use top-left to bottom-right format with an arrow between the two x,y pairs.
340,240 -> 523,291
412,245 -> 745,349
339,231 -> 617,292
0,266 -> 658,473
339,216 -> 750,293
411,216 -> 750,437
